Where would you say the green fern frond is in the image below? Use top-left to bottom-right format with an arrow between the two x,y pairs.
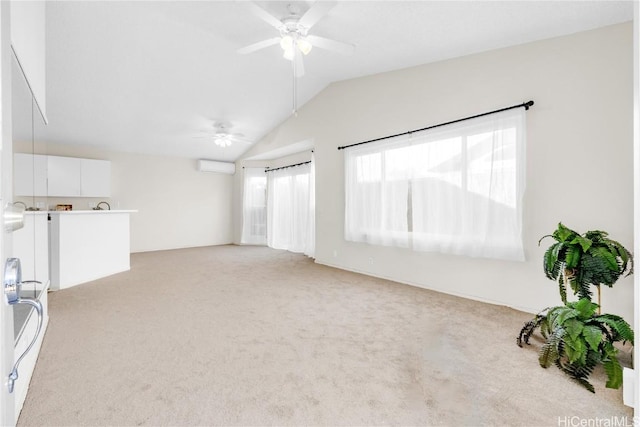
543,243 -> 566,281
582,325 -> 603,351
540,314 -> 552,338
554,223 -> 579,242
539,341 -> 557,368
539,327 -> 564,368
564,333 -> 587,366
603,354 -> 623,389
539,234 -> 554,245
601,342 -> 623,389
555,360 -> 596,393
584,230 -> 609,243
564,318 -> 584,341
597,314 -> 635,342
564,244 -> 582,269
518,318 -> 540,347
571,299 -> 598,319
607,239 -> 634,276
558,274 -> 567,305
593,246 -> 620,272
570,235 -> 592,252
573,269 -> 593,301
555,350 -> 599,393
543,246 -> 558,280
552,307 -> 578,327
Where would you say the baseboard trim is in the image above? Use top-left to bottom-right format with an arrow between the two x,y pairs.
314,257 -> 538,315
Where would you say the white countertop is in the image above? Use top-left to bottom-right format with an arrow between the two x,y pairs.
48,209 -> 137,215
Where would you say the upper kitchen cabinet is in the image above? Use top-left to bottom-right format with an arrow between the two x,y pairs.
81,158 -> 111,197
47,156 -> 81,197
14,153 -> 47,197
48,156 -> 111,197
15,154 -> 111,197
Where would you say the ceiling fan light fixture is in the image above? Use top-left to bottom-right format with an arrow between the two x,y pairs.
283,47 -> 295,61
213,134 -> 233,147
280,34 -> 294,51
297,38 -> 312,55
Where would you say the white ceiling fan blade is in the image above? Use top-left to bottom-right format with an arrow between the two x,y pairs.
298,1 -> 337,29
237,37 -> 280,54
307,35 -> 355,56
294,50 -> 305,78
240,1 -> 283,30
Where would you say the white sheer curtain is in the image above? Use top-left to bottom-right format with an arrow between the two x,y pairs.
344,108 -> 526,261
305,154 -> 316,257
267,158 -> 315,257
344,137 -> 410,248
240,167 -> 267,245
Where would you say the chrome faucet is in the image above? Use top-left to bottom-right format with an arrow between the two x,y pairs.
12,201 -> 40,211
94,201 -> 111,211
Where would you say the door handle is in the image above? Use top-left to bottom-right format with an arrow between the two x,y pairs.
3,203 -> 25,233
4,258 -> 43,393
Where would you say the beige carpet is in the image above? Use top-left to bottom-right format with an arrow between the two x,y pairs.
17,245 -> 633,426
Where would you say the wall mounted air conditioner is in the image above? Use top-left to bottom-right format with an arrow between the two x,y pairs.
197,160 -> 236,175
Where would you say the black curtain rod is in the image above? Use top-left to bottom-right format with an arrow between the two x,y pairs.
265,160 -> 311,173
337,100 -> 534,151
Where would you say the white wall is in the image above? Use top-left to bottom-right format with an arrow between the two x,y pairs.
15,142 -> 234,253
237,23 -> 634,319
10,1 -> 46,118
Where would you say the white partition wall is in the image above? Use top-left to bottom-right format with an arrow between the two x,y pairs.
49,211 -> 135,290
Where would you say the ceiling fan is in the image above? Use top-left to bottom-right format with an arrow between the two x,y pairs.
194,122 -> 250,148
237,1 -> 355,77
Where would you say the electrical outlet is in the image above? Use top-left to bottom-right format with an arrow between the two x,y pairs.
88,202 -> 96,209
333,250 -> 338,257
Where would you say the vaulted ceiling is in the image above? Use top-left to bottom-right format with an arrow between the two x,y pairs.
26,1 -> 633,161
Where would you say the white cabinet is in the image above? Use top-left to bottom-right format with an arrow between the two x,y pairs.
14,153 -> 47,196
47,156 -> 81,197
14,154 -> 111,197
81,158 -> 111,197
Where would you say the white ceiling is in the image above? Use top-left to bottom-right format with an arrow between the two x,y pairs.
21,1 -> 633,162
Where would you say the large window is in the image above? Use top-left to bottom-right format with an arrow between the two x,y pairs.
344,108 -> 525,261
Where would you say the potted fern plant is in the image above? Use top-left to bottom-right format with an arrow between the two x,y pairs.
517,223 -> 634,392
518,299 -> 633,392
539,223 -> 633,306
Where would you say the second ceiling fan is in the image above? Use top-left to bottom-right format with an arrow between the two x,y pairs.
238,1 -> 355,77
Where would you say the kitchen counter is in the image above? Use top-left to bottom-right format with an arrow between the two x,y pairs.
48,209 -> 137,214
49,210 -> 137,290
